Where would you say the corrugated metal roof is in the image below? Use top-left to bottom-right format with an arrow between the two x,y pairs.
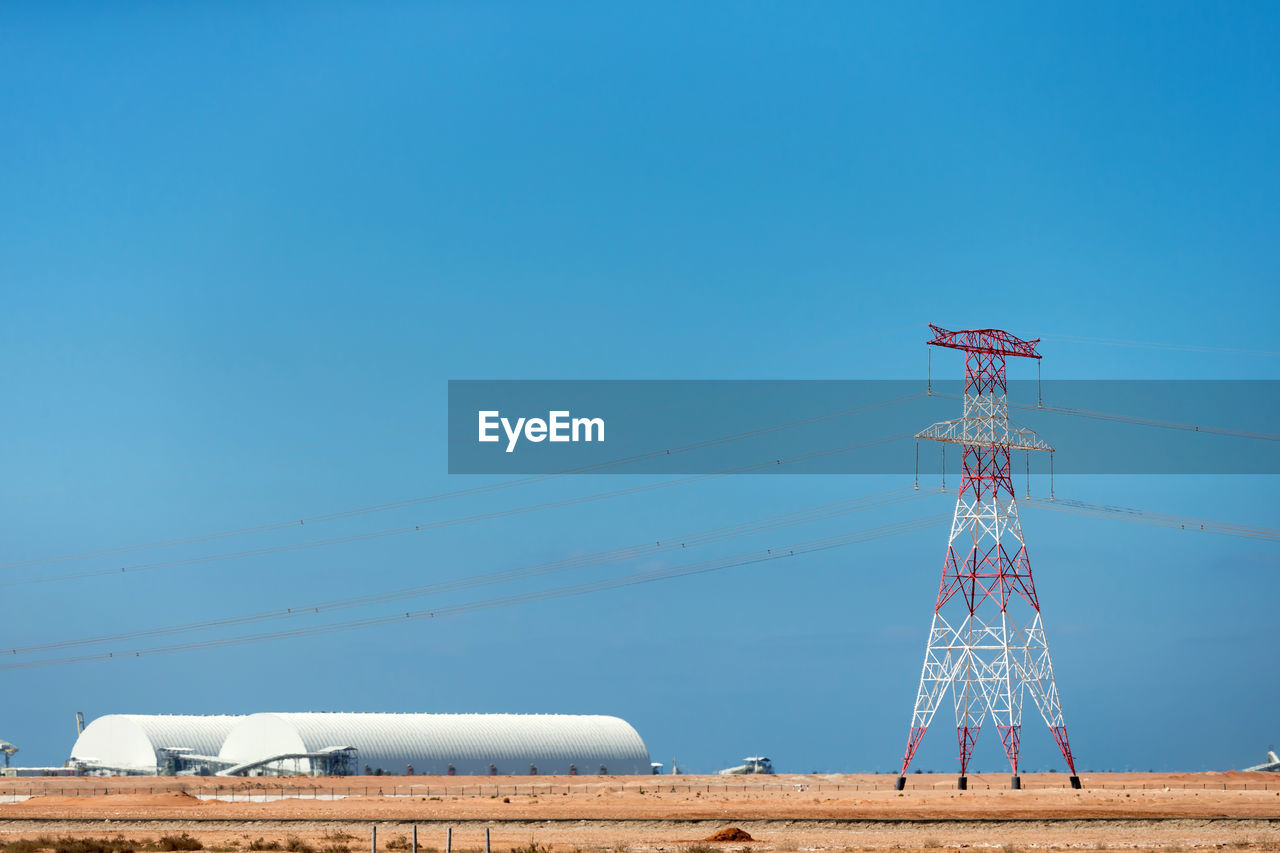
218,713 -> 650,775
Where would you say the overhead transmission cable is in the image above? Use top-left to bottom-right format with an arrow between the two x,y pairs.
1012,399 -> 1279,442
4,487 -> 927,657
1041,333 -> 1280,358
0,432 -> 915,588
11,490 -> 1269,668
932,391 -> 1279,442
18,384 -> 1269,580
0,392 -> 925,573
0,513 -> 948,672
1024,496 -> 1280,541
22,488 -> 1260,658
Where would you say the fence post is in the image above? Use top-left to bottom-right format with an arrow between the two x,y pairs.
412,826 -> 417,853
446,827 -> 452,853
485,828 -> 491,853
372,826 -> 377,853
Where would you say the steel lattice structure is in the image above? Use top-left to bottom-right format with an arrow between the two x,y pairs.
896,325 -> 1080,791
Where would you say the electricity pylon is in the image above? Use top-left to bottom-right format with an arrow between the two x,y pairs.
896,325 -> 1080,791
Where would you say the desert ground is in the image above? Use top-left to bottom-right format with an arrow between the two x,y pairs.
1,773 -> 1278,853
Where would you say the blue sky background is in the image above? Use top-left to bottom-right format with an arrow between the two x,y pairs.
0,2 -> 1277,773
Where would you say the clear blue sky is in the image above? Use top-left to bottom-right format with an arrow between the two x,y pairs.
1,2 -> 1277,773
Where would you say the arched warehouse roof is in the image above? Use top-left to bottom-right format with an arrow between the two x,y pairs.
70,714 -> 243,773
217,713 -> 651,776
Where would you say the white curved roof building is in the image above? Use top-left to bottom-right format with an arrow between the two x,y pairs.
70,714 -> 243,773
217,713 -> 651,776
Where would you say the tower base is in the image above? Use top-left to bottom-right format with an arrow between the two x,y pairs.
1070,775 -> 1082,789
894,776 -> 906,791
1010,775 -> 1021,790
957,775 -> 967,790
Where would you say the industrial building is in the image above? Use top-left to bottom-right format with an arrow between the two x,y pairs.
70,715 -> 244,775
68,713 -> 651,777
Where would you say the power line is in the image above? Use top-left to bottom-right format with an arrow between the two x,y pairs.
3,487 -> 927,656
1042,333 -> 1280,358
1018,400 -> 1279,443
0,433 -> 914,588
0,392 -> 924,573
0,513 -> 948,671
14,334 -> 928,500
734,323 -> 924,368
1024,496 -> 1280,541
933,391 -> 1279,442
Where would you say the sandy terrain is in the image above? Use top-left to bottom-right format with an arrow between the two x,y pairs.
0,773 -> 1277,852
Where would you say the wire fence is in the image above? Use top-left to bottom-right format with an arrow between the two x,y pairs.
0,778 -> 1275,803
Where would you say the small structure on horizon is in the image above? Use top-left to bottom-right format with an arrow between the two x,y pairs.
1244,748 -> 1280,772
717,756 -> 773,775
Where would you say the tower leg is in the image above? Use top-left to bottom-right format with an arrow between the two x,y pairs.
952,628 -> 989,780
900,725 -> 927,775
957,724 -> 980,777
1021,613 -> 1080,776
993,610 -> 1026,775
899,613 -> 954,775
996,724 -> 1021,772
1049,724 -> 1078,775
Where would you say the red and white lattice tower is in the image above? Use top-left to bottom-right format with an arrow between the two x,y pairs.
896,325 -> 1081,791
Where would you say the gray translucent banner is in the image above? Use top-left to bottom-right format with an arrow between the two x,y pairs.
447,380 -> 1279,474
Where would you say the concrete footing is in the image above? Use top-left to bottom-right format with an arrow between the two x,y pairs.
957,775 -> 967,790
1070,775 -> 1082,789
894,776 -> 906,791
1011,774 -> 1021,789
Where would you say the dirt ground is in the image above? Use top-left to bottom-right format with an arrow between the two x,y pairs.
1,773 -> 1277,852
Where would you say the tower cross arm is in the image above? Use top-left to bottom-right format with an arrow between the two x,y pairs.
916,418 -> 1054,453
928,324 -> 1042,359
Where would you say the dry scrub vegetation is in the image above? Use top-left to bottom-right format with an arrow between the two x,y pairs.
1,837 -> 204,853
